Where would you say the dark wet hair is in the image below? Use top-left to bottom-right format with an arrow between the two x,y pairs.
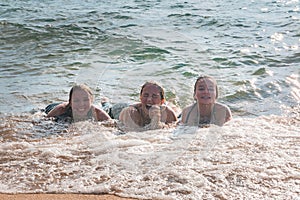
193,75 -> 219,99
140,81 -> 165,103
68,84 -> 94,104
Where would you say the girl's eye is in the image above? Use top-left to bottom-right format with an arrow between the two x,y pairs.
152,94 -> 159,99
142,94 -> 159,99
198,86 -> 215,92
208,86 -> 215,91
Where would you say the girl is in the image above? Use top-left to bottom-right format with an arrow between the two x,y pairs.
119,81 -> 178,130
46,84 -> 111,123
181,76 -> 232,127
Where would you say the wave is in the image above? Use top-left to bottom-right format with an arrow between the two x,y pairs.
0,106 -> 299,198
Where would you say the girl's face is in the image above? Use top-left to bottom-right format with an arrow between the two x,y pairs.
71,89 -> 93,117
194,78 -> 217,105
140,84 -> 163,110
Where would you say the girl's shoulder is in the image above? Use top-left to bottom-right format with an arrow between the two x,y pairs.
130,102 -> 142,109
122,103 -> 142,115
56,102 -> 69,109
214,102 -> 231,110
182,102 -> 197,113
92,105 -> 111,121
92,105 -> 109,114
46,102 -> 69,117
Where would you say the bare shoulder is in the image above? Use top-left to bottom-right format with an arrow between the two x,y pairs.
180,103 -> 195,123
214,102 -> 232,122
181,103 -> 195,115
119,103 -> 142,128
119,104 -> 140,118
163,105 -> 178,122
56,102 -> 68,109
214,102 -> 231,112
93,105 -> 111,121
93,105 -> 105,113
46,102 -> 68,117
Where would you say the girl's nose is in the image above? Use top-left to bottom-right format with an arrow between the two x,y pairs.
203,88 -> 210,93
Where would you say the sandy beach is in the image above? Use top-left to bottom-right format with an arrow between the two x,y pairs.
0,194 -> 137,200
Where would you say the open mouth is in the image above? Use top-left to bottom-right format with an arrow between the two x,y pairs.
146,104 -> 152,110
201,96 -> 211,99
77,108 -> 87,112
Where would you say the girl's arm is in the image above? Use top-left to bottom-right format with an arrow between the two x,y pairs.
94,106 -> 111,121
46,102 -> 68,117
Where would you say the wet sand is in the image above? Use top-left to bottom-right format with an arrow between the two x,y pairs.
0,194 -> 137,200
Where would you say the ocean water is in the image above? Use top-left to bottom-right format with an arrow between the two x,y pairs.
0,0 -> 299,199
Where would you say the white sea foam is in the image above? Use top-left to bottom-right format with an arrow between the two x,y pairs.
0,113 -> 299,199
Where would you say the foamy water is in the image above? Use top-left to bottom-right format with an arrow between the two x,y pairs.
1,0 -> 299,199
1,108 -> 299,199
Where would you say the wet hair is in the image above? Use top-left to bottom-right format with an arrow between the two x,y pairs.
140,81 -> 165,103
68,84 -> 94,104
193,75 -> 219,99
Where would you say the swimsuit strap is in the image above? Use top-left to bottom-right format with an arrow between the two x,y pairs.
86,108 -> 94,120
184,103 -> 217,126
184,103 -> 197,123
211,104 -> 216,124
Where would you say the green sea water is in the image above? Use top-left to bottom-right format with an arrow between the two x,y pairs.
0,1 -> 299,199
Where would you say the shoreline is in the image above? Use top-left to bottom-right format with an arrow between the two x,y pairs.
0,193 -> 137,200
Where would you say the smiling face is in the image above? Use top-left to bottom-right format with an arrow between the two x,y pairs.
70,88 -> 93,118
140,83 -> 164,111
194,78 -> 217,105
